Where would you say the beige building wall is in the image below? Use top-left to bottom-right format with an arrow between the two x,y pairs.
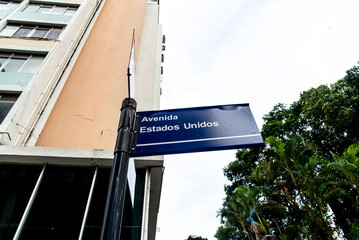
0,38 -> 55,49
37,0 -> 147,149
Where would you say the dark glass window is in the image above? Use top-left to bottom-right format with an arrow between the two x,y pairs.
121,186 -> 136,239
131,169 -> 146,239
81,168 -> 111,240
0,165 -> 43,240
45,28 -> 62,40
0,165 -> 144,240
31,27 -> 49,38
19,166 -> 95,240
0,93 -> 20,124
1,24 -> 63,40
13,26 -> 32,38
82,168 -> 143,240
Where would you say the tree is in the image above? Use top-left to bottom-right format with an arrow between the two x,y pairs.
216,64 -> 359,240
186,235 -> 208,240
262,65 -> 359,157
319,144 -> 359,238
214,223 -> 240,240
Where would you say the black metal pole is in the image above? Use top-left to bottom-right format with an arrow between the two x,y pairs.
100,98 -> 137,240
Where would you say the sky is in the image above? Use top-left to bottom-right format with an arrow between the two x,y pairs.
155,0 -> 359,239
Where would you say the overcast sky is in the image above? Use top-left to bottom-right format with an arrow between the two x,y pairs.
155,1 -> 359,239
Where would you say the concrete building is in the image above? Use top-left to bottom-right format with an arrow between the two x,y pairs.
0,0 -> 164,239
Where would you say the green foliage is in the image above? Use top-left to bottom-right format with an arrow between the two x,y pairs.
279,234 -> 288,240
216,65 -> 359,240
349,219 -> 359,239
262,65 -> 359,158
186,235 -> 207,240
214,224 -> 240,240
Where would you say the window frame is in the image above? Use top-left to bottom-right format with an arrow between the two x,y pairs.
0,92 -> 20,124
22,3 -> 78,16
0,24 -> 64,40
0,146 -> 154,240
0,1 -> 19,11
0,53 -> 45,73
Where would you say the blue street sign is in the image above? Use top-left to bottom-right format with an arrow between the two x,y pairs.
132,104 -> 264,157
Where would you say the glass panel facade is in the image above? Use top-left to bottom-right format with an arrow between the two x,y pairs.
13,26 -> 33,38
19,166 -> 94,240
20,56 -> 43,73
82,168 -> 143,240
0,25 -> 18,37
64,8 -> 77,16
0,165 -> 143,240
0,53 -> 45,73
2,57 -> 26,72
36,6 -> 51,14
0,102 -> 13,122
1,24 -> 63,40
0,1 -> 18,11
131,169 -> 146,239
51,6 -> 66,15
45,28 -> 62,40
22,4 -> 39,13
30,27 -> 49,38
81,168 -> 111,240
0,164 -> 42,240
0,93 -> 19,123
23,4 -> 77,16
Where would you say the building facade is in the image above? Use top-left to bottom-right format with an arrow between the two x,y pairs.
0,0 -> 164,239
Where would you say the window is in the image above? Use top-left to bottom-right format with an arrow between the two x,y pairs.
64,8 -> 76,16
0,165 -> 144,240
0,1 -> 18,11
20,166 -> 95,240
0,165 -> 43,240
0,24 -> 64,40
0,93 -> 20,124
13,26 -> 32,37
0,53 -> 45,73
22,4 -> 77,16
73,168 -> 111,240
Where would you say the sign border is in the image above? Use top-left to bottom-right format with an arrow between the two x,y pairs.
132,103 -> 264,157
